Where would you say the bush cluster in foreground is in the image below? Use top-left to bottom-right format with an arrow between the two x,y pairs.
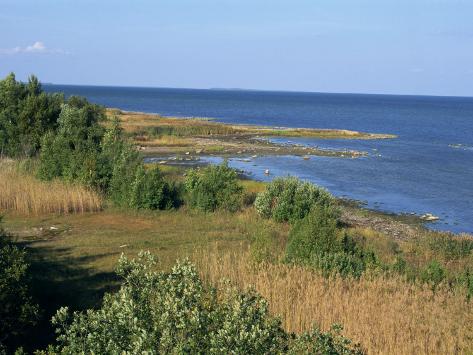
0,219 -> 38,353
40,252 -> 363,354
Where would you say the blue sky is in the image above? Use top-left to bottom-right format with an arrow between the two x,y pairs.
1,0 -> 472,96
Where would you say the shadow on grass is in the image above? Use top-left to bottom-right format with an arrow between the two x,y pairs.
18,241 -> 120,353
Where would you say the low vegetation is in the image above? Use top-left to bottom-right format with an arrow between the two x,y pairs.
0,160 -> 102,215
112,110 -> 394,158
286,206 -> 377,278
2,205 -> 472,353
195,249 -> 473,355
42,252 -> 363,354
116,110 -> 396,142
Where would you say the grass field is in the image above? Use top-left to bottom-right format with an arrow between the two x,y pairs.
3,204 -> 472,354
196,249 -> 473,355
2,162 -> 472,354
3,208 -> 280,350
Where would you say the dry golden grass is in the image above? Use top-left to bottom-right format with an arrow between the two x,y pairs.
194,248 -> 473,355
109,110 -> 396,139
0,161 -> 102,215
144,136 -> 195,147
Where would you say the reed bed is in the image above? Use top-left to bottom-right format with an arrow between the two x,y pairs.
194,249 -> 473,355
0,162 -> 102,215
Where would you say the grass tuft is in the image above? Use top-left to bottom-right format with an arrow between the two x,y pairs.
0,160 -> 102,215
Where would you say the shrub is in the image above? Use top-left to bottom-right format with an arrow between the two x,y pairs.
0,219 -> 39,352
391,256 -> 408,275
108,139 -> 142,206
255,176 -> 334,223
130,165 -> 180,210
286,206 -> 377,277
185,162 -> 243,212
288,324 -> 364,355
43,252 -> 363,354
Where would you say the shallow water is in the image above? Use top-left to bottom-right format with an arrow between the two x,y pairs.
45,85 -> 473,233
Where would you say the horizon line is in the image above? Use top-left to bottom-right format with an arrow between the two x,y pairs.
42,82 -> 473,100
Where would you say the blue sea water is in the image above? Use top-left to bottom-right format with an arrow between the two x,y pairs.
44,85 -> 473,234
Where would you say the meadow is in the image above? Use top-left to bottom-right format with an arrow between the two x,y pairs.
2,168 -> 473,353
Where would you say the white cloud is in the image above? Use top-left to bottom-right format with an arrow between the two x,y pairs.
0,41 -> 65,55
25,41 -> 46,53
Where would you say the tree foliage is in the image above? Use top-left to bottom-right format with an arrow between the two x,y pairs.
37,101 -> 106,187
0,219 -> 38,353
36,102 -> 180,210
0,73 -> 63,157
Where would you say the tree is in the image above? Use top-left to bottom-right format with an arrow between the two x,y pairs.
0,73 -> 63,157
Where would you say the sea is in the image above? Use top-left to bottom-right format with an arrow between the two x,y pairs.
44,84 -> 473,234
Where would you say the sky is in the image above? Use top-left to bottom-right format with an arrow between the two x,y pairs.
1,0 -> 473,96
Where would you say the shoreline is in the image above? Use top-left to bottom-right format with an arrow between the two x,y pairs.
146,158 -> 473,239
109,109 -> 470,238
109,109 -> 396,158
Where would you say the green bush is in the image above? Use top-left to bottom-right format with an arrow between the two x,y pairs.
285,206 -> 377,278
254,176 -> 334,223
185,162 -> 243,212
130,165 -> 181,210
0,219 -> 39,353
43,252 -> 363,354
103,121 -> 181,210
288,324 -> 364,355
421,260 -> 446,290
391,256 -> 408,275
